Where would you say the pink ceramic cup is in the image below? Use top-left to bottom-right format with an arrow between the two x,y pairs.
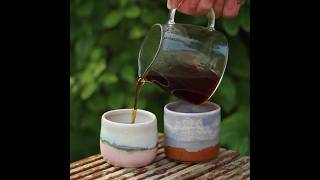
100,109 -> 158,168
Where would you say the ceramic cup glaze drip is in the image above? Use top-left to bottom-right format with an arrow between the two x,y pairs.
164,101 -> 221,163
100,109 -> 158,167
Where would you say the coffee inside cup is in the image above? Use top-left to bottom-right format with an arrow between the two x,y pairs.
166,100 -> 218,113
105,109 -> 155,124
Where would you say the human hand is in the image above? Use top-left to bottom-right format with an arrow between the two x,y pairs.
167,0 -> 242,18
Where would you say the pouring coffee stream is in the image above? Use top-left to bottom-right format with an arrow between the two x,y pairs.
131,8 -> 228,124
131,78 -> 145,124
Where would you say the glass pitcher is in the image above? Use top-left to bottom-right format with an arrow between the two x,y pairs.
138,9 -> 228,104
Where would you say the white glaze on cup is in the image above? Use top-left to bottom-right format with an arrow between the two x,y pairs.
100,109 -> 158,167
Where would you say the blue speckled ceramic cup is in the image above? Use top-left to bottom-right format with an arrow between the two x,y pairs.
164,101 -> 221,162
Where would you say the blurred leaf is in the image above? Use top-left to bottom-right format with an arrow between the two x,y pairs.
240,6 -> 250,32
71,83 -> 79,95
98,30 -> 125,50
142,82 -> 162,93
169,95 -> 178,102
141,9 -> 156,24
222,17 -> 240,36
93,60 -> 106,78
70,22 -> 80,41
98,73 -> 118,85
125,6 -> 141,19
212,76 -> 237,113
119,0 -> 129,7
236,79 -> 250,106
155,10 -> 168,24
191,16 -> 207,26
107,92 -> 125,109
70,98 -> 82,129
90,48 -> 104,61
103,10 -> 124,28
70,129 -> 99,161
125,95 -> 134,108
138,98 -> 147,109
80,58 -> 105,82
120,66 -> 136,83
80,69 -> 93,85
70,77 -> 75,87
129,26 -> 146,39
220,106 -> 250,155
76,1 -> 93,17
81,80 -> 98,100
87,94 -> 108,112
74,37 -> 94,62
80,112 -> 100,131
228,38 -> 250,78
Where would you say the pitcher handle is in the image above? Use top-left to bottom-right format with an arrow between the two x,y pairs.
167,8 -> 215,30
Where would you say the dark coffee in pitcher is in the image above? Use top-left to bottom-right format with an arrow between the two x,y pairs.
145,63 -> 220,105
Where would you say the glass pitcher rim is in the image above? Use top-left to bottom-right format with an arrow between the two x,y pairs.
138,23 -> 164,78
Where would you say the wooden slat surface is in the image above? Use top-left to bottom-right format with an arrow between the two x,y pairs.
70,133 -> 250,180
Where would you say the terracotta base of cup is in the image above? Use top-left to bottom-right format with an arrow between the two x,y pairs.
165,144 -> 220,163
100,140 -> 157,168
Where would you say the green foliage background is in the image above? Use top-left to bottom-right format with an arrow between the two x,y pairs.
70,0 -> 250,162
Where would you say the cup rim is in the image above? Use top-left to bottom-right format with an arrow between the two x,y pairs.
164,101 -> 220,116
102,109 -> 156,127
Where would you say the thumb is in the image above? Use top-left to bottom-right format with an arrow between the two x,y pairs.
167,0 -> 182,9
